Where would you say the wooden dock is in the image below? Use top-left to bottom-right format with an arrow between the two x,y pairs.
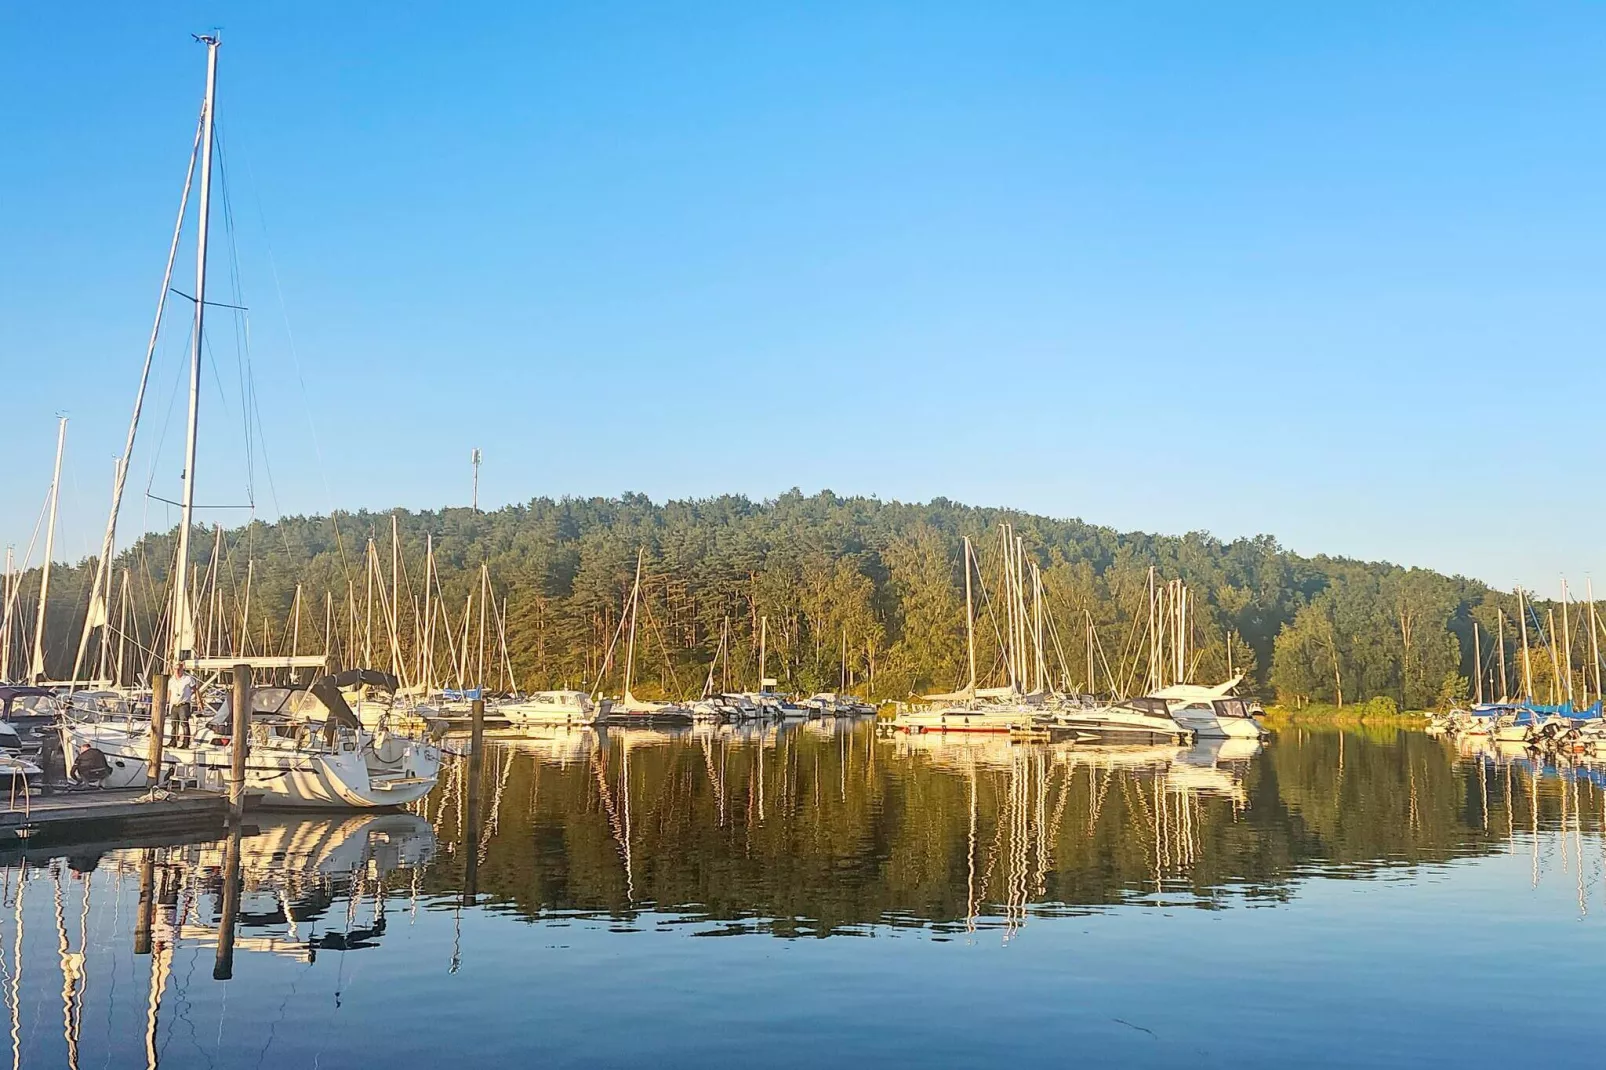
0,788 -> 235,847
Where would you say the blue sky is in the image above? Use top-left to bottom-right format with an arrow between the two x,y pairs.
1,2 -> 1603,593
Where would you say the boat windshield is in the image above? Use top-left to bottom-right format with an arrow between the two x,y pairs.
1213,698 -> 1252,719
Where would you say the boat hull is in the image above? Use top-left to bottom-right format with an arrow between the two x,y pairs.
60,723 -> 441,809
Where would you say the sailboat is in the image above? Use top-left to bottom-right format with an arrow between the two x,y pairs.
893,536 -> 1039,734
58,36 -> 442,807
596,552 -> 691,727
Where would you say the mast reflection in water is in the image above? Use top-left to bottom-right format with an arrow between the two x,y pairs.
1,724 -> 1605,1067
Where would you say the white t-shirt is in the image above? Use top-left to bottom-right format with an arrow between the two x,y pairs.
173,672 -> 198,706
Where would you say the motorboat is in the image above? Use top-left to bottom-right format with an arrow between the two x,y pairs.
1152,679 -> 1267,739
496,689 -> 602,728
1042,695 -> 1192,742
61,676 -> 442,808
0,686 -> 61,752
891,701 -> 1038,734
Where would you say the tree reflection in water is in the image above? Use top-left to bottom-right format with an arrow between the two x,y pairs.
412,722 -> 1606,936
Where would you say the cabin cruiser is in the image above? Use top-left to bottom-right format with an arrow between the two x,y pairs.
496,689 -> 603,728
60,675 -> 441,808
1041,695 -> 1192,742
1151,679 -> 1267,739
892,700 -> 1038,734
804,693 -> 876,716
0,686 -> 60,752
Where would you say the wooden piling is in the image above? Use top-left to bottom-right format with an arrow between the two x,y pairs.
230,663 -> 251,819
147,673 -> 169,783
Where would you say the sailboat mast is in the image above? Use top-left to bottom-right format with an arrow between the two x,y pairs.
963,536 -> 976,694
1562,579 -> 1574,707
623,552 -> 642,698
1,547 -> 12,680
1033,563 -> 1046,693
1085,610 -> 1094,694
422,534 -> 434,688
30,416 -> 66,683
170,35 -> 219,666
1472,621 -> 1482,705
115,570 -> 131,686
1589,580 -> 1602,707
1146,567 -> 1156,693
759,614 -> 767,692
1518,589 -> 1533,701
1496,610 -> 1507,701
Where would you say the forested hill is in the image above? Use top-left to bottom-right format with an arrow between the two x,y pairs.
14,490 -> 1541,708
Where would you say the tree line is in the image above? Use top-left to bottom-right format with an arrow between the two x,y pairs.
1,489 -> 1582,709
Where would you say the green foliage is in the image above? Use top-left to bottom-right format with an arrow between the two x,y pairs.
4,490 -> 1529,706
1435,672 -> 1469,711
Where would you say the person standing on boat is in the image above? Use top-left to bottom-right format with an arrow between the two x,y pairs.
170,662 -> 197,748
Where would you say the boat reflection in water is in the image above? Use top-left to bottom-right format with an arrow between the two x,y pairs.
0,812 -> 436,1069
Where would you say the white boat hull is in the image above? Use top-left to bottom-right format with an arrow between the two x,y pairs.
61,723 -> 441,809
1169,709 -> 1265,739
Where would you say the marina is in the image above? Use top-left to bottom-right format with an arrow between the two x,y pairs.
4,7 -> 1606,1068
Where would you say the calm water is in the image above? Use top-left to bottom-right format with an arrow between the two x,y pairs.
2,723 -> 1603,1068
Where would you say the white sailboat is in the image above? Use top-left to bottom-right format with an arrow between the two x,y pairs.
597,551 -> 692,726
893,535 -> 1038,734
59,36 -> 441,808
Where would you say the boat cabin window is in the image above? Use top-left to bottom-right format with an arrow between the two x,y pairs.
1214,698 -> 1249,719
1126,697 -> 1169,716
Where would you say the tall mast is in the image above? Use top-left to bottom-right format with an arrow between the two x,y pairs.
1146,567 -> 1156,692
1589,580 -> 1602,707
1,547 -> 12,680
1547,608 -> 1561,705
1085,610 -> 1094,694
115,570 -> 131,686
363,539 -> 375,667
30,416 -> 67,682
1032,563 -> 1046,693
623,551 -> 642,700
1472,621 -> 1482,705
1562,579 -> 1574,707
759,614 -> 767,692
962,536 -> 976,695
1497,609 -> 1508,702
422,533 -> 434,689
1518,587 -> 1531,700
169,34 -> 220,666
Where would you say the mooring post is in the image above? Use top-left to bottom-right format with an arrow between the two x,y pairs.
213,820 -> 242,980
230,663 -> 251,818
147,672 -> 169,784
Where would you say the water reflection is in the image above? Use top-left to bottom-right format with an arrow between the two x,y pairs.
0,727 -> 1603,1066
411,722 -> 1606,932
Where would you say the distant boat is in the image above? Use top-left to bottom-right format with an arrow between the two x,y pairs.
498,690 -> 603,728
